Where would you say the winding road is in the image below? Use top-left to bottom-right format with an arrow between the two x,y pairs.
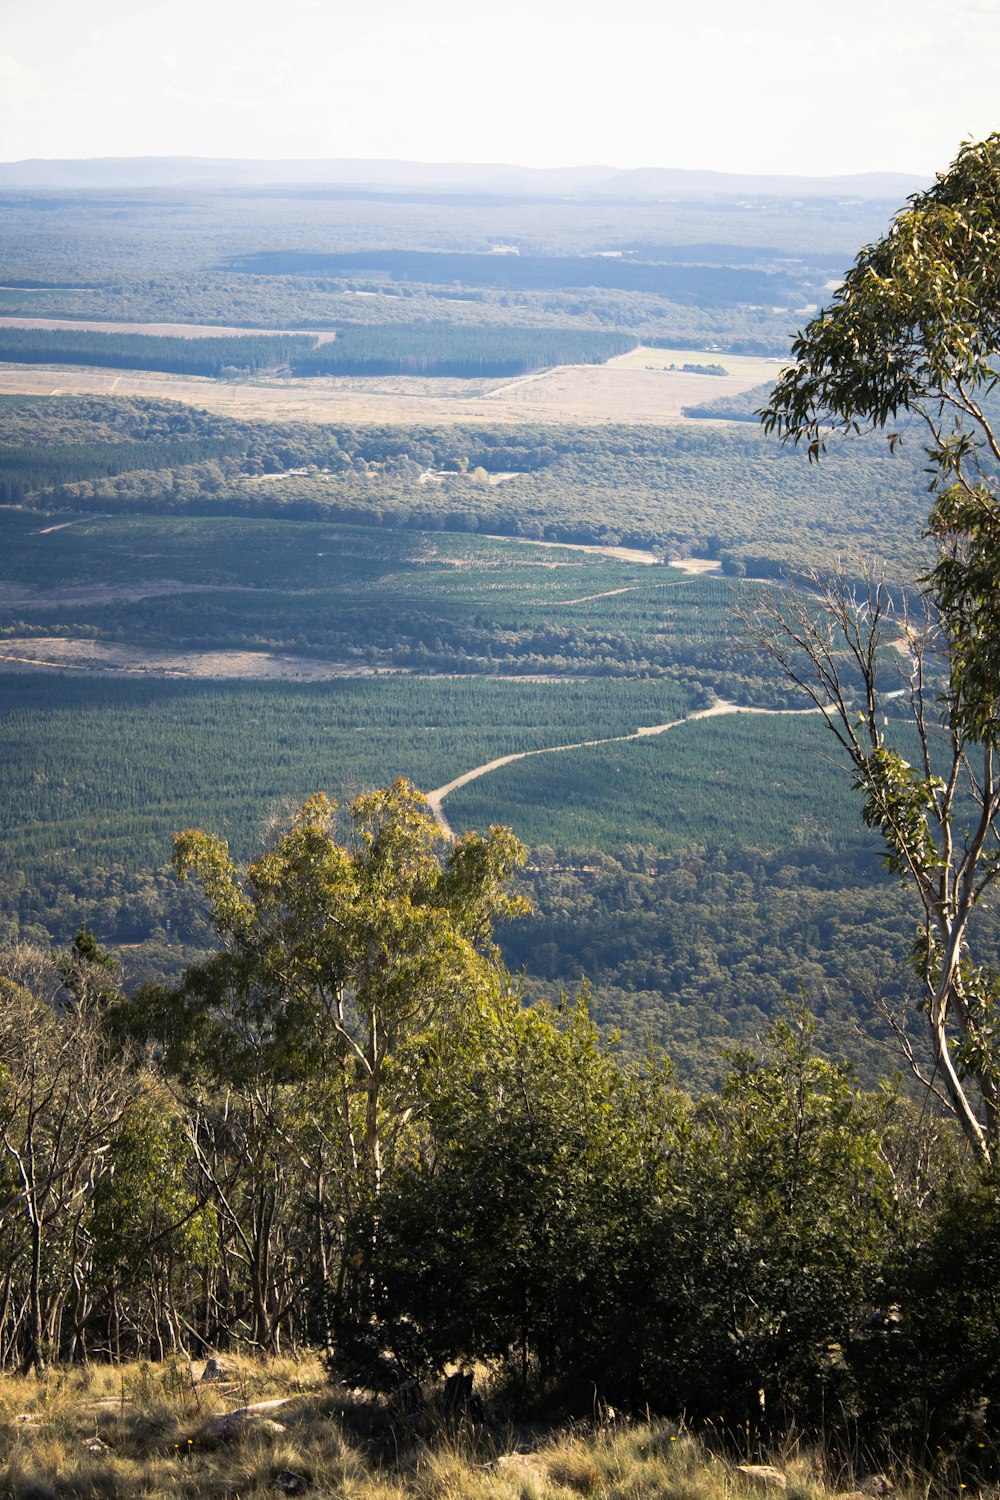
426,698 -> 825,837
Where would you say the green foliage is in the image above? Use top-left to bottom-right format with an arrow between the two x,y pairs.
125,781 -> 526,1352
0,397 -> 932,574
0,327 -> 317,376
758,136 -> 1000,1158
371,992 -> 682,1388
761,135 -> 1000,453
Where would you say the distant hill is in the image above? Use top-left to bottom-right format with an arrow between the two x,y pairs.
0,156 -> 929,201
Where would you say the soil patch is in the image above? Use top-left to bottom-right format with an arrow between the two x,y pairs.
0,636 -> 595,683
666,557 -> 723,575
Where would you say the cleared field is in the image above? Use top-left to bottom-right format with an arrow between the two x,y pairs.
0,353 -> 769,426
0,637 -> 396,679
0,364 -> 510,422
610,345 -> 788,384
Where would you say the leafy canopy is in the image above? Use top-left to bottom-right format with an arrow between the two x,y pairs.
757,135 -> 1000,1159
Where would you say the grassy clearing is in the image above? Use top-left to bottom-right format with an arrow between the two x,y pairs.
0,1358 -> 916,1500
609,345 -> 787,384
0,358 -> 773,427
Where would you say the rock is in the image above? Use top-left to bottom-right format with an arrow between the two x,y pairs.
202,1398 -> 293,1441
858,1475 -> 894,1496
390,1377 -> 425,1415
201,1356 -> 234,1383
497,1453 -> 545,1483
440,1369 -> 485,1421
271,1471 -> 309,1495
736,1465 -> 788,1490
441,1371 -> 473,1411
206,1413 -> 287,1440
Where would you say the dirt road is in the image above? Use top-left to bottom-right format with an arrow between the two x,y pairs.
426,699 -> 825,836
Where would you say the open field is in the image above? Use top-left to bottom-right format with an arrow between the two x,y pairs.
0,510 -> 913,1074
0,347 -> 770,426
609,344 -> 788,383
0,637 -> 425,679
0,512 -> 771,693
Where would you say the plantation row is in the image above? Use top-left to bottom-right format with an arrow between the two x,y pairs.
290,322 -> 636,375
0,666 -> 919,1081
0,672 -> 701,874
0,327 -> 317,376
0,323 -> 635,380
0,570 -> 790,699
230,247 -> 821,308
0,437 -> 248,502
447,711 -> 863,851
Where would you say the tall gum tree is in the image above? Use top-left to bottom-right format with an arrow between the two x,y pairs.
134,778 -> 527,1348
756,134 -> 1000,1162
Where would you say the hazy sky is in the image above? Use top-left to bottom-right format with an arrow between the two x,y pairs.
1,0 -> 998,176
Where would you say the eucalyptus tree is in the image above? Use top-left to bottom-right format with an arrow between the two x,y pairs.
756,134 -> 1000,1159
133,778 -> 527,1350
0,941 -> 141,1371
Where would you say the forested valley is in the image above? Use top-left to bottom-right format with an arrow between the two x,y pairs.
3,146 -> 1000,1494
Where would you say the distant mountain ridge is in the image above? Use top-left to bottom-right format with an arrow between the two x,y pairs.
0,156 -> 930,200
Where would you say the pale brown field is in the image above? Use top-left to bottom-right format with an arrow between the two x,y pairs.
608,344 -> 788,385
666,556 -> 723,575
0,347 -> 768,426
0,638 -> 408,680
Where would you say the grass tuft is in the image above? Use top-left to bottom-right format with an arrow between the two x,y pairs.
0,1360 -> 936,1500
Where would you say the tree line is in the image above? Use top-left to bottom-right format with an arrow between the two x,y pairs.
1,395 -> 933,575
1,782 -> 999,1480
0,325 -> 635,381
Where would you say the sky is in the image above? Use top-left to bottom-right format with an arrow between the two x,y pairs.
1,0 -> 999,177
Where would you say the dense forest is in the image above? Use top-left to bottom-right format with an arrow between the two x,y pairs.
0,396 -> 933,574
227,247 -> 819,307
0,183 -> 885,352
0,325 -> 636,379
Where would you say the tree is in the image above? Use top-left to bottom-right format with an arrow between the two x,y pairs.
0,941 -> 140,1371
373,992 -> 683,1394
756,134 -> 1000,1160
130,779 -> 527,1352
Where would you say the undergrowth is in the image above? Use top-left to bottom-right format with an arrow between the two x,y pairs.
0,1358 -> 941,1500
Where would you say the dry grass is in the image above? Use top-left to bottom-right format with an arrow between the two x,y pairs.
0,1359 -> 927,1500
608,346 -> 787,385
0,349 -> 765,428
